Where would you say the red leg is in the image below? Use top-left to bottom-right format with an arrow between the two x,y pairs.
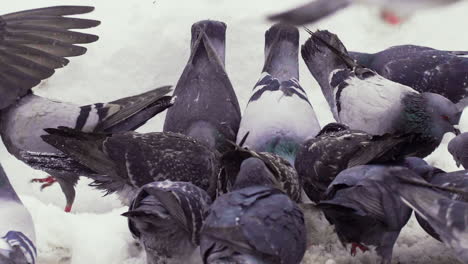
31,176 -> 57,190
64,205 -> 72,213
380,10 -> 401,25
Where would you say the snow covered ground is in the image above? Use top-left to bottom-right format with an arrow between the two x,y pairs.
2,0 -> 468,263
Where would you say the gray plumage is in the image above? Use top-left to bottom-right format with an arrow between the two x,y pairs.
301,29 -> 460,158
0,5 -> 176,211
268,0 -> 461,26
318,165 -> 414,264
386,168 -> 468,263
163,20 -> 241,153
0,163 -> 36,264
350,45 -> 468,104
200,158 -> 307,264
295,122 -> 416,203
122,181 -> 212,264
218,139 -> 302,202
21,127 -> 220,205
448,132 -> 468,168
237,23 -> 320,166
0,6 -> 100,110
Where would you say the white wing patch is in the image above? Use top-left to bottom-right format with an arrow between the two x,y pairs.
336,74 -> 417,135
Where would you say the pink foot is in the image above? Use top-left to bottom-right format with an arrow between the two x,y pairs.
31,176 -> 57,190
381,10 -> 401,25
64,205 -> 72,213
351,243 -> 369,256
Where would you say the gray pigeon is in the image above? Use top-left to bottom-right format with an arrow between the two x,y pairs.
0,164 -> 36,264
301,29 -> 460,158
237,23 -> 320,165
386,168 -> 468,263
295,122 -> 415,203
200,157 -> 307,264
318,165 -> 414,264
350,45 -> 468,105
448,132 -> 468,168
268,0 -> 461,26
218,135 -> 302,202
21,127 -> 220,205
0,6 -> 175,212
122,180 -> 212,264
163,20 -> 241,154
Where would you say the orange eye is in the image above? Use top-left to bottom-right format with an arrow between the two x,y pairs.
441,115 -> 450,121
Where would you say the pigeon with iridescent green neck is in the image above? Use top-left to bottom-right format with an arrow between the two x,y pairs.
237,23 -> 320,166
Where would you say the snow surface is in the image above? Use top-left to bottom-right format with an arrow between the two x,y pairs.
2,0 -> 468,263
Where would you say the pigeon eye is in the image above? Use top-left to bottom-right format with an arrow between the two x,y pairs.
441,115 -> 450,121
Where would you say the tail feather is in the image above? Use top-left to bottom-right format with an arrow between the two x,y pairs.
190,20 -> 226,65
268,0 -> 351,26
92,85 -> 174,132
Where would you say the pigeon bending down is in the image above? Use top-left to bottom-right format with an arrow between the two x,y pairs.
200,157 -> 307,264
318,165 -> 414,264
237,23 -> 320,165
448,132 -> 468,169
350,45 -> 468,105
0,164 -> 36,264
301,29 -> 460,158
268,0 -> 461,26
218,136 -> 302,202
122,181 -> 212,264
295,122 -> 415,203
386,168 -> 468,263
0,5 -> 175,212
21,128 -> 220,205
163,20 -> 241,154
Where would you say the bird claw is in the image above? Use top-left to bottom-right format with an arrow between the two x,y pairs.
350,243 -> 369,256
31,176 -> 57,190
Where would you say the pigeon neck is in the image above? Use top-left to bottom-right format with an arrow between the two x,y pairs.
349,52 -> 373,68
400,93 -> 432,137
187,121 -> 217,149
263,26 -> 299,82
264,138 -> 300,166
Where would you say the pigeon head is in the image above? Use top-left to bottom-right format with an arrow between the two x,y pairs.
448,133 -> 468,168
233,157 -> 276,190
422,93 -> 461,137
191,20 -> 226,64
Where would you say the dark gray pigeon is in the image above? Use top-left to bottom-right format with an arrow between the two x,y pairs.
295,122 -> 416,203
122,180 -> 212,264
218,135 -> 302,202
237,23 -> 320,166
386,168 -> 468,263
317,165 -> 414,264
268,0 -> 461,26
301,29 -> 460,158
350,45 -> 468,105
448,132 -> 468,169
0,6 -> 175,212
163,20 -> 241,154
200,157 -> 307,264
21,127 -> 220,205
0,163 -> 36,264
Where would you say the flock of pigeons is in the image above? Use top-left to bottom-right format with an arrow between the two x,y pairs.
1,2 -> 468,264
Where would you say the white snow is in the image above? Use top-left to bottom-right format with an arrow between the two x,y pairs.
2,0 -> 468,263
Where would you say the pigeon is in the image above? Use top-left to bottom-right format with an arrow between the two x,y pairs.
268,0 -> 461,26
386,168 -> 468,263
448,132 -> 468,168
301,29 -> 460,158
122,180 -> 212,264
0,163 -> 36,264
237,23 -> 320,165
163,20 -> 241,154
21,127 -> 220,205
0,6 -> 175,212
295,122 -> 415,203
350,45 -> 468,105
317,165 -> 414,264
218,135 -> 302,202
200,157 -> 307,264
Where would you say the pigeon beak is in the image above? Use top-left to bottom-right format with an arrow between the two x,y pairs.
453,125 -> 461,135
456,160 -> 461,168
